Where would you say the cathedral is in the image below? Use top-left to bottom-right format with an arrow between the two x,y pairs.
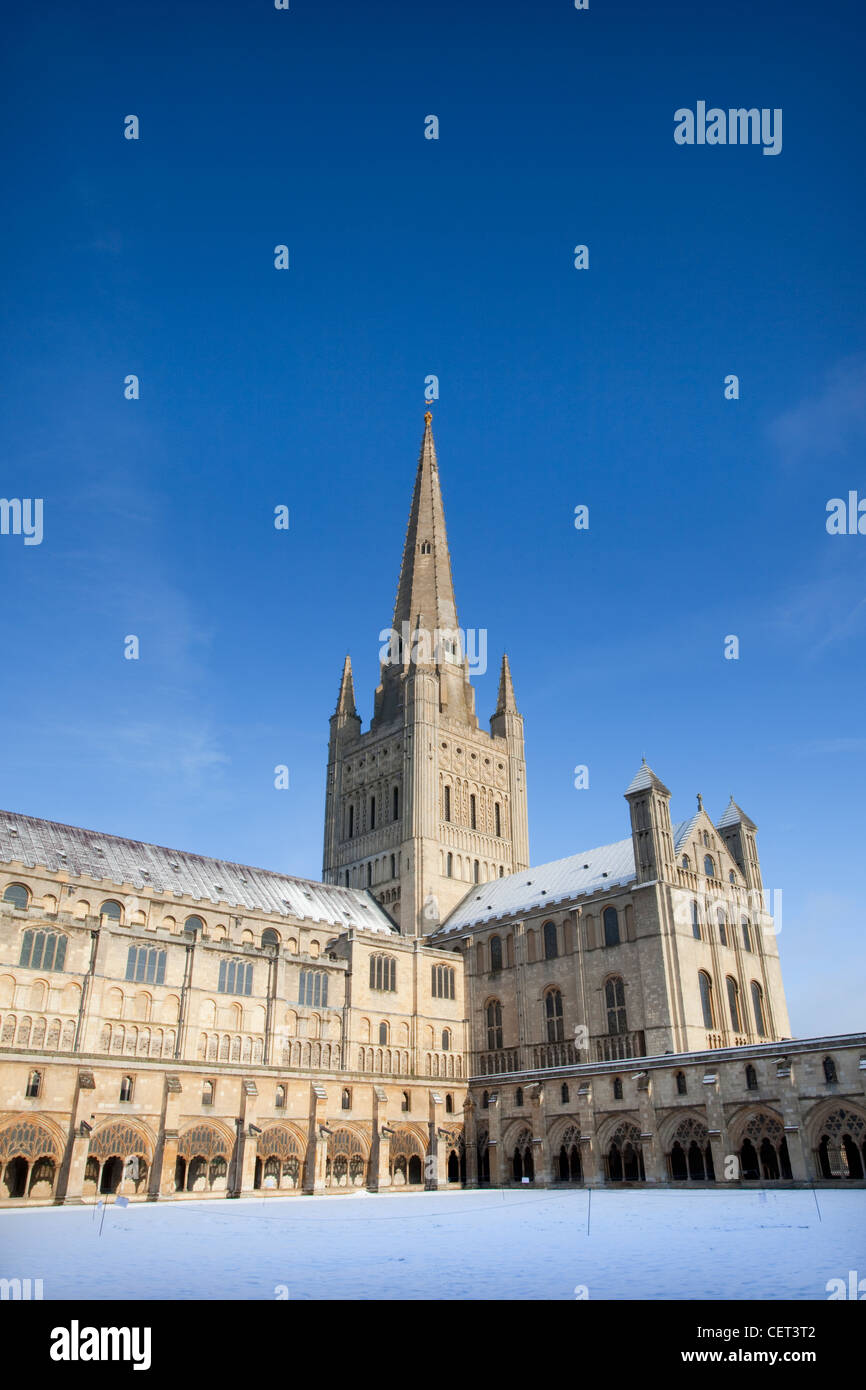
1,416 -> 864,1203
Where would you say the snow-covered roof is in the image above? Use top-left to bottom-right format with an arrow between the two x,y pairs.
672,815 -> 699,852
0,811 -> 396,934
624,760 -> 670,796
439,835 -> 638,933
716,797 -> 756,831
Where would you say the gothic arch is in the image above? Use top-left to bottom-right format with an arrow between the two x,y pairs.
88,1118 -> 154,1162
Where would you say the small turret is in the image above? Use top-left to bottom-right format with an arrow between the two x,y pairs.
624,758 -> 676,883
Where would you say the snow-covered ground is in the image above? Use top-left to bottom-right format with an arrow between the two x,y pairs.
2,1188 -> 864,1300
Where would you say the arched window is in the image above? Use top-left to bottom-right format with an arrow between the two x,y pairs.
603,906 -> 620,947
369,795 -> 376,830
470,794 -> 477,830
401,1091 -> 410,1112
184,915 -> 204,938
119,1075 -> 134,1103
445,1093 -> 454,1114
25,1070 -> 41,1098
378,1022 -> 388,1045
18,930 -> 67,972
717,910 -> 728,948
342,1088 -> 351,1110
443,785 -> 451,822
729,870 -> 736,884
390,853 -> 396,879
691,901 -> 701,940
515,1087 -> 524,1107
698,971 -> 715,1030
561,1082 -> 570,1103
703,855 -> 716,879
473,859 -> 480,884
100,900 -> 123,922
218,959 -> 253,996
370,955 -> 396,992
543,921 -> 558,959
125,946 -> 166,985
741,918 -> 752,952
676,1071 -> 687,1095
703,831 -> 710,847
745,1064 -> 758,1091
823,1056 -> 838,1084
499,865 -> 504,877
275,1084 -> 286,1109
348,804 -> 355,838
726,977 -> 741,1032
262,928 -> 280,950
486,1000 -> 503,1051
489,936 -> 502,973
613,1077 -> 623,1100
442,1028 -> 451,1051
751,981 -> 766,1037
605,977 -> 627,1034
299,969 -> 328,1007
545,988 -> 564,1042
681,855 -> 690,870
202,1080 -> 214,1106
3,883 -> 30,910
495,802 -> 502,838
481,1090 -> 489,1109
446,852 -> 453,878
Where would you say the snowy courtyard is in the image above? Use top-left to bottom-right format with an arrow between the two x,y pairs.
2,1187 -> 864,1301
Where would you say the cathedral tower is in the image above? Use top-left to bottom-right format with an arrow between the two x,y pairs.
322,414 -> 530,935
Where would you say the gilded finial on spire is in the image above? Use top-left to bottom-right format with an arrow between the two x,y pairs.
424,409 -> 432,424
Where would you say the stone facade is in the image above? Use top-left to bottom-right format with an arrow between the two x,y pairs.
0,415 -> 863,1204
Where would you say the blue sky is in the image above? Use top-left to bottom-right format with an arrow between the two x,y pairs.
1,0 -> 864,1036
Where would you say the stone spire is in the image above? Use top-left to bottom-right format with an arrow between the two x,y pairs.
334,655 -> 357,717
494,653 -> 518,715
391,412 -> 460,642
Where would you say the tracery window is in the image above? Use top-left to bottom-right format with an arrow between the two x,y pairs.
545,988 -> 564,1042
605,976 -> 627,1034
218,959 -> 253,996
299,969 -> 328,1007
18,930 -> 67,972
486,999 -> 503,1050
432,964 -> 456,999
369,955 -> 396,992
125,946 -> 166,985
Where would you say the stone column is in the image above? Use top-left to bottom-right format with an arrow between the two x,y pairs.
637,1076 -> 666,1184
577,1085 -> 603,1186
529,1083 -> 551,1186
703,1071 -> 732,1183
776,1064 -> 809,1181
487,1091 -> 503,1186
377,1130 -> 392,1190
463,1097 -> 478,1188
427,1090 -> 444,1190
59,1070 -> 96,1204
304,1084 -> 329,1193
